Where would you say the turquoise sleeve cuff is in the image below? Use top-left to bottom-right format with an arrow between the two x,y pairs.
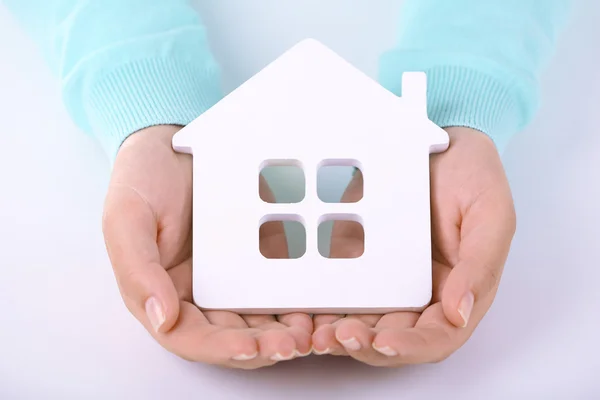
81,57 -> 222,162
379,51 -> 535,153
3,0 -> 223,163
380,0 -> 572,154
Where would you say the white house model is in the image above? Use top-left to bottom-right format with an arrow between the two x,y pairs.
172,39 -> 449,314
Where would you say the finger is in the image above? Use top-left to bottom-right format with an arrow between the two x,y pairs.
312,312 -> 379,354
329,231 -> 364,258
242,314 -> 313,360
329,170 -> 364,258
313,314 -> 345,331
278,313 -> 314,334
312,315 -> 371,354
443,189 -> 516,328
370,312 -> 420,365
167,258 -> 193,301
259,174 -> 289,258
333,318 -> 383,366
210,314 -> 280,369
229,320 -> 312,369
262,327 -> 312,360
259,223 -> 288,259
330,314 -> 407,366
102,185 -> 180,333
277,313 -> 313,357
312,322 -> 347,356
242,314 -> 278,328
331,313 -> 419,366
157,302 -> 260,365
204,310 -> 250,329
251,328 -> 295,362
312,314 -> 345,354
431,260 -> 452,303
375,312 -> 419,331
372,303 -> 463,364
346,314 -> 382,326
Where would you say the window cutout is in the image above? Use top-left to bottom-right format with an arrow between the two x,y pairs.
318,214 -> 364,258
317,159 -> 363,203
259,159 -> 305,203
259,215 -> 306,259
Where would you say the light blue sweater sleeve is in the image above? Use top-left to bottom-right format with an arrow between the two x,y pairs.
2,0 -> 222,161
380,0 -> 572,153
3,1 -> 571,159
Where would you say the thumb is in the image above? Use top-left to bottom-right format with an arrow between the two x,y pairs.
442,195 -> 516,328
442,258 -> 497,329
102,185 -> 180,334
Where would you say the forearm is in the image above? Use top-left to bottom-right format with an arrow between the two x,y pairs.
380,0 -> 572,153
3,0 -> 222,161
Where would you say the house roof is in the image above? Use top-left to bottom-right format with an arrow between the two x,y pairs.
172,39 -> 448,156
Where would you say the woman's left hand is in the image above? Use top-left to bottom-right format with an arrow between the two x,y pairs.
311,127 -> 516,366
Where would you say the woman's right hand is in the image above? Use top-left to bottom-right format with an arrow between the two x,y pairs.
102,125 -> 313,369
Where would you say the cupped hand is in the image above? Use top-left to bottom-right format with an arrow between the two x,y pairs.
312,127 -> 516,366
102,125 -> 312,369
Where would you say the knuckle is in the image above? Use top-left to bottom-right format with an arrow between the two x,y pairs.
486,263 -> 501,287
115,268 -> 146,301
478,261 -> 502,296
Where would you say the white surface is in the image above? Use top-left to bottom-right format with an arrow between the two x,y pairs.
0,0 -> 599,398
173,39 -> 449,314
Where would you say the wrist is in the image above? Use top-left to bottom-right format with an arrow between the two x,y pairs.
379,53 -> 536,155
118,125 -> 183,158
70,56 -> 222,164
443,127 -> 501,160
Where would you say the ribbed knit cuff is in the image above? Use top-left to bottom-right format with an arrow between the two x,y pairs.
80,58 -> 223,163
379,50 -> 538,153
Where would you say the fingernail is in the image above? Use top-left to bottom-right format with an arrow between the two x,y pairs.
372,343 -> 398,357
458,291 -> 475,327
145,296 -> 165,332
232,352 -> 258,361
270,352 -> 294,361
312,347 -> 332,355
294,349 -> 312,358
339,337 -> 361,351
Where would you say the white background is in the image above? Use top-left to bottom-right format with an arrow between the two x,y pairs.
1,0 -> 599,398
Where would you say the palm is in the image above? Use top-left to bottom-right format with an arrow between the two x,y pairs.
313,169 -> 450,365
313,128 -> 515,366
104,126 -> 312,369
